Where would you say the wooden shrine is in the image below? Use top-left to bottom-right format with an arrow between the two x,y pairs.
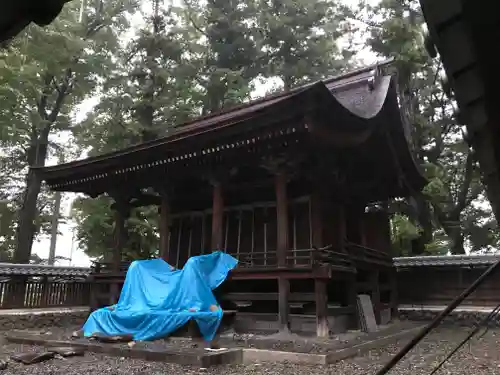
33,62 -> 426,337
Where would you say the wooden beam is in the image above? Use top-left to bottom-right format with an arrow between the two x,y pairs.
274,169 -> 290,333
278,278 -> 290,333
228,264 -> 340,280
211,181 -> 224,251
315,279 -> 329,337
159,191 -> 171,262
222,292 -> 316,301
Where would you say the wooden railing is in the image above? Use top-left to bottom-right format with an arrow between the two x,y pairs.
345,242 -> 392,264
0,278 -> 90,309
90,243 -> 391,276
237,246 -> 354,269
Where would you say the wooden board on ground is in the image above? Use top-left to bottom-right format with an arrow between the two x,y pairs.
357,294 -> 378,333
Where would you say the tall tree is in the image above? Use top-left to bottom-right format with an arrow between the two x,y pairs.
0,0 -> 136,263
71,0 -> 356,260
72,0 -> 264,259
72,0 -> 201,260
257,0 -> 354,90
182,0 -> 263,113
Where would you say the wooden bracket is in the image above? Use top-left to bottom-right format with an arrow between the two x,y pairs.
203,167 -> 238,187
260,154 -> 305,181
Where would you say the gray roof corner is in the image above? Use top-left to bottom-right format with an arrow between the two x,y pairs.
394,254 -> 500,268
0,262 -> 91,277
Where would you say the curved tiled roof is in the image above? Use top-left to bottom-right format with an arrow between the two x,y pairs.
394,255 -> 500,268
33,60 -> 427,201
0,263 -> 91,277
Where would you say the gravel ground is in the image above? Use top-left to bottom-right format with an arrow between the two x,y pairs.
2,326 -> 500,374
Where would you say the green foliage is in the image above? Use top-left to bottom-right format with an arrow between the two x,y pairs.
71,196 -> 114,259
0,0 -> 136,259
257,0 -> 354,89
71,196 -> 159,261
5,0 -> 492,261
390,213 -> 421,256
360,0 -> 497,255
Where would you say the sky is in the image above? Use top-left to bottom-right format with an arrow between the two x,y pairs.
31,0 -> 381,267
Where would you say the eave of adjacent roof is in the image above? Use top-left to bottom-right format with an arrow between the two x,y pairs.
419,0 -> 487,137
0,263 -> 91,277
394,254 -> 500,268
1,1 -> 70,44
418,0 -> 500,219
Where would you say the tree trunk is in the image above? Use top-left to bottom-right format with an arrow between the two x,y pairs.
14,129 -> 50,264
450,229 -> 466,254
409,194 -> 433,255
14,69 -> 70,263
48,190 -> 61,265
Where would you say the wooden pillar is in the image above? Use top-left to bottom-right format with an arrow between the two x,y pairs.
315,279 -> 329,337
211,181 -> 224,251
390,268 -> 398,318
110,198 -> 129,305
359,209 -> 367,247
310,190 -> 323,248
275,169 -> 290,333
278,277 -> 290,333
334,203 -> 346,251
370,269 -> 381,324
348,274 -> 358,329
112,206 -> 126,272
275,171 -> 289,265
336,204 -> 357,328
311,189 -> 329,337
159,191 -> 171,262
207,177 -> 225,348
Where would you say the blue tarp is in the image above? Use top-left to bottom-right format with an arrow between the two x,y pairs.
83,251 -> 238,341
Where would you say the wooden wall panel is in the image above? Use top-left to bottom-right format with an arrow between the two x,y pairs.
397,266 -> 500,306
169,196 -> 313,268
239,209 -> 254,255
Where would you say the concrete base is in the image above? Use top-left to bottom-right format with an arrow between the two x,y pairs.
241,325 -> 423,364
243,348 -> 326,365
234,312 -> 351,334
4,322 -> 423,366
4,333 -> 242,367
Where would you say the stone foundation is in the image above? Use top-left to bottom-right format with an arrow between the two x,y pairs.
233,313 -> 351,334
398,306 -> 500,327
0,308 -> 88,331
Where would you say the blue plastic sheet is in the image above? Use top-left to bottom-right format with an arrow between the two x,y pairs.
83,251 -> 238,341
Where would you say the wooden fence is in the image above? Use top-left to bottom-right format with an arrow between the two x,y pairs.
397,263 -> 500,306
0,278 -> 90,309
0,256 -> 498,310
